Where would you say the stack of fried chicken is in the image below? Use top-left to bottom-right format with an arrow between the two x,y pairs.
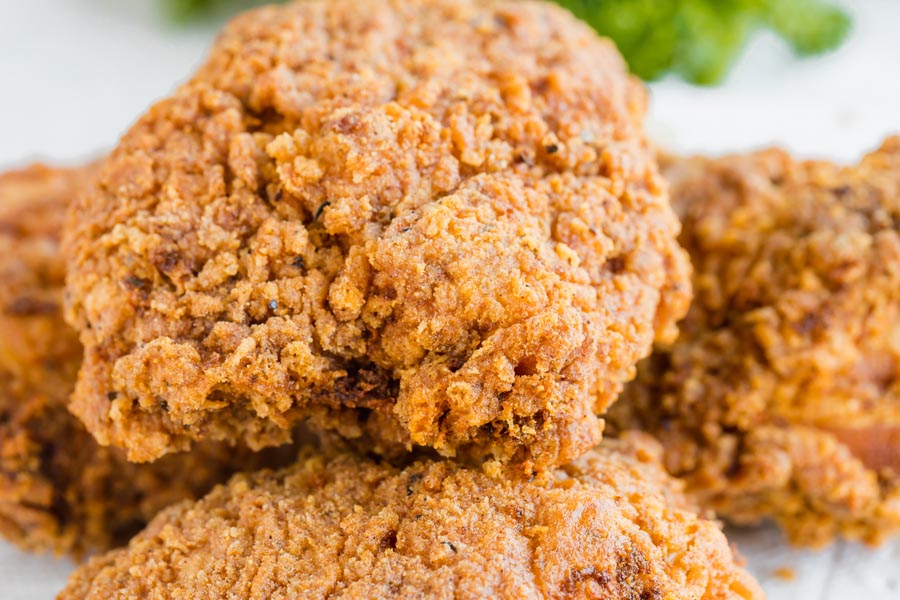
0,1 -> 897,598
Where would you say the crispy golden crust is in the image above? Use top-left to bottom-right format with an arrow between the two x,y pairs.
0,165 -> 298,558
58,432 -> 760,600
63,0 -> 690,471
612,138 -> 900,547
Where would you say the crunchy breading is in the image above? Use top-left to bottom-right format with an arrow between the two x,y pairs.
63,0 -> 691,471
58,432 -> 761,600
0,165 -> 297,557
611,138 -> 900,547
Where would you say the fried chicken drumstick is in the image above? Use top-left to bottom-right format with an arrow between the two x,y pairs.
59,432 -> 761,600
612,138 -> 900,546
0,165 -> 297,557
63,0 -> 690,471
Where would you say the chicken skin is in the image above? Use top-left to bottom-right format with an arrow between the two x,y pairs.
611,138 -> 900,546
0,164 -> 297,557
58,432 -> 761,600
63,0 -> 691,471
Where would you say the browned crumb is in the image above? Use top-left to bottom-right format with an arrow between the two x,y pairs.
58,432 -> 761,600
0,164 -> 299,558
773,567 -> 796,582
611,138 -> 900,547
63,0 -> 691,471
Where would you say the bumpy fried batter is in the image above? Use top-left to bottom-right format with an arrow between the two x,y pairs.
0,165 -> 298,557
58,432 -> 761,600
63,0 -> 691,471
611,138 -> 900,547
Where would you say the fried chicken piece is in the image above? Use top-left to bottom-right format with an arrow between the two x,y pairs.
0,165 -> 299,558
611,138 -> 900,547
62,0 -> 691,472
58,432 -> 761,600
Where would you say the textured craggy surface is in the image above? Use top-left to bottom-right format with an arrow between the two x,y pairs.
58,432 -> 761,600
0,165 -> 298,558
63,0 -> 691,471
611,138 -> 900,547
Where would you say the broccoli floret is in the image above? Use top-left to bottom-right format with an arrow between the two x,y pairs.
555,0 -> 850,85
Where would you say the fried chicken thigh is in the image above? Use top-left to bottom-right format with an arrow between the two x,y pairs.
63,0 -> 691,471
0,165 -> 296,557
612,138 -> 900,546
59,432 -> 761,600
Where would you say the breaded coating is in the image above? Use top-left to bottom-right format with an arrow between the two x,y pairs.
611,138 -> 900,547
0,165 -> 297,557
63,0 -> 690,471
58,432 -> 761,600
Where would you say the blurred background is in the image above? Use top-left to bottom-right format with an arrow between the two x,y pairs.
1,0 -> 898,170
0,1 -> 899,598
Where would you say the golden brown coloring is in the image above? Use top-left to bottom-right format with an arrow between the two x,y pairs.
0,165 -> 297,557
64,0 -> 690,471
58,433 -> 761,600
612,139 -> 900,546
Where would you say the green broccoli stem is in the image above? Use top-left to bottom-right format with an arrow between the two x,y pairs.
163,0 -> 284,23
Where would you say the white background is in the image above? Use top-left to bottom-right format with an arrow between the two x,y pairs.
1,1 -> 899,598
